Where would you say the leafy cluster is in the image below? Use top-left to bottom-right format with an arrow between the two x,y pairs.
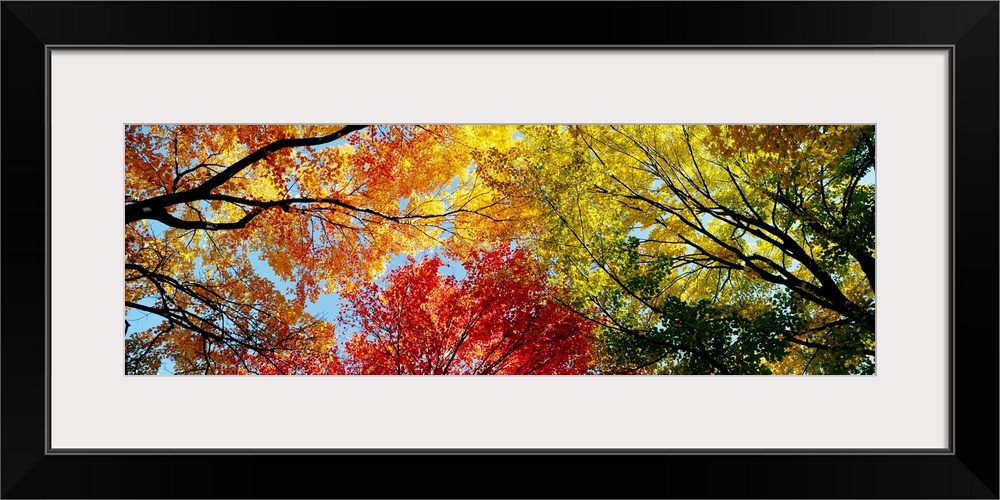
340,246 -> 595,375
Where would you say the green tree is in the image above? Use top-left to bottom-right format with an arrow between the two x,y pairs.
478,125 -> 875,374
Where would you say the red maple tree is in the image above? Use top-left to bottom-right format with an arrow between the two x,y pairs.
340,246 -> 596,375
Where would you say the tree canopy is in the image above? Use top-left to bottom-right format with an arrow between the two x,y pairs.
125,124 -> 875,375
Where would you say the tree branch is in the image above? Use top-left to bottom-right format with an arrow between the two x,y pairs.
126,125 -> 369,224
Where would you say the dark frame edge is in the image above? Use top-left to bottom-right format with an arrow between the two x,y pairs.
2,3 -> 48,498
44,44 -> 53,460
952,2 -> 1000,497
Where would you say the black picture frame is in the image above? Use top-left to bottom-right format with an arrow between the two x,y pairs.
2,2 -> 996,498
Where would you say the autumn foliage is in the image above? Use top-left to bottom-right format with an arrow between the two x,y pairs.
125,124 -> 875,375
339,246 -> 594,375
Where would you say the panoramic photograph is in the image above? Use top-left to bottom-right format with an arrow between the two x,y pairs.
125,124 -> 875,375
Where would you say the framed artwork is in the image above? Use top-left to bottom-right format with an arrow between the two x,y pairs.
2,2 -> 996,498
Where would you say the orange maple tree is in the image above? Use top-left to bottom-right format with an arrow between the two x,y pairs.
125,124 -> 514,374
